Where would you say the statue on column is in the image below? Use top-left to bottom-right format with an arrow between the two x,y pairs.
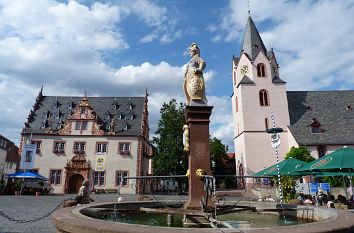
183,43 -> 207,106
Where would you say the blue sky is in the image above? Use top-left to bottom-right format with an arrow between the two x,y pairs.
1,0 -> 354,152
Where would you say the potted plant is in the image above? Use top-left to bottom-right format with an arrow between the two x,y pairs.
36,181 -> 44,196
14,180 -> 23,195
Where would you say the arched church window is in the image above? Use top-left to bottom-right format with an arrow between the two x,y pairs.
259,89 -> 269,106
235,96 -> 238,113
257,63 -> 266,77
265,118 -> 269,130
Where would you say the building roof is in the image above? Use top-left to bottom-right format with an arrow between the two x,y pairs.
272,75 -> 286,84
237,75 -> 255,87
23,95 -> 146,136
241,16 -> 267,60
287,91 -> 354,145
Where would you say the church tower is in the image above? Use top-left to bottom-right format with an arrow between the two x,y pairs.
231,16 -> 290,175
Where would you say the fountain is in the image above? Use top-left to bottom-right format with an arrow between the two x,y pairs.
52,43 -> 354,233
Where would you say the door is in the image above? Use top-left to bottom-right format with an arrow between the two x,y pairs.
68,174 -> 84,194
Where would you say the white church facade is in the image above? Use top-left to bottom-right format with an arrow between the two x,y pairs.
232,16 -> 354,176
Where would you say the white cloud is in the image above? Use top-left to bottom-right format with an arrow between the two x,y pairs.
211,0 -> 354,91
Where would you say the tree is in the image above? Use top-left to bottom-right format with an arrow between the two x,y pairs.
152,99 -> 187,175
285,146 -> 315,162
210,137 -> 230,175
279,146 -> 315,203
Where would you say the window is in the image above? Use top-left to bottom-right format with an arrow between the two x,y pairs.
265,118 -> 269,130
75,121 -> 88,130
116,171 -> 129,186
119,143 -> 131,154
310,118 -> 323,134
259,89 -> 269,106
233,70 -> 236,85
96,143 -> 108,154
53,141 -> 65,153
25,151 -> 33,162
257,63 -> 266,77
31,141 -> 41,153
235,96 -> 238,113
317,146 -> 327,158
74,142 -> 86,153
50,170 -> 62,185
80,107 -> 86,114
94,171 -> 105,186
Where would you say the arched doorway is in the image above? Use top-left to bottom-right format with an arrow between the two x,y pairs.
68,174 -> 84,194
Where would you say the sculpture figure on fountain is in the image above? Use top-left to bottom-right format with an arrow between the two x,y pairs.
183,43 -> 207,106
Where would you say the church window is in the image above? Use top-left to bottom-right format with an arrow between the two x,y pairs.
257,63 -> 266,77
233,70 -> 236,85
259,89 -> 269,106
235,96 -> 238,112
265,118 -> 269,130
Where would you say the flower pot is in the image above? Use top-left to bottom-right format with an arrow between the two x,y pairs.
15,191 -> 21,196
35,191 -> 41,197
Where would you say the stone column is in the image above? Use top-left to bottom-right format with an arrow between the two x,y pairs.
184,105 -> 214,210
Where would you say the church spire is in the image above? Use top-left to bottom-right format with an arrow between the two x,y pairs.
241,16 -> 267,60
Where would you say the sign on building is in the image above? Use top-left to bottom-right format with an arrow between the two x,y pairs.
20,144 -> 36,170
95,155 -> 105,171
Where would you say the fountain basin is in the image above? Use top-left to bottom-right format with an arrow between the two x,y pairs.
52,201 -> 354,233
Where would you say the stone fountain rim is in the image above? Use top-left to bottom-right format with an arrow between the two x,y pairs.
52,200 -> 354,233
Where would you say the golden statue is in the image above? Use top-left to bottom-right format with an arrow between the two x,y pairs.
183,43 -> 207,105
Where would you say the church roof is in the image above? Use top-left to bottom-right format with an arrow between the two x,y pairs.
287,91 -> 354,145
272,75 -> 286,84
23,96 -> 146,136
237,75 -> 255,87
241,16 -> 267,60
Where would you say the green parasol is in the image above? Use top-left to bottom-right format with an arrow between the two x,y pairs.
254,157 -> 307,177
296,146 -> 354,172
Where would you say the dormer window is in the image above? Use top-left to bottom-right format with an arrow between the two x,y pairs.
306,106 -> 312,112
346,106 -> 352,112
310,118 -> 323,134
80,107 -> 86,114
257,63 -> 266,77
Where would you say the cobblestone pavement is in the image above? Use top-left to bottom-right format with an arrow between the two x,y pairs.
0,194 -> 188,233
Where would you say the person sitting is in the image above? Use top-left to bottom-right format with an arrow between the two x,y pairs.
75,179 -> 94,205
316,189 -> 327,206
297,192 -> 305,204
304,195 -> 314,205
326,195 -> 335,208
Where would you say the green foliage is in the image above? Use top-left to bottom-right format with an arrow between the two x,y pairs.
285,146 -> 315,162
279,176 -> 297,203
322,176 -> 352,187
210,137 -> 233,175
152,99 -> 187,175
14,180 -> 23,190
